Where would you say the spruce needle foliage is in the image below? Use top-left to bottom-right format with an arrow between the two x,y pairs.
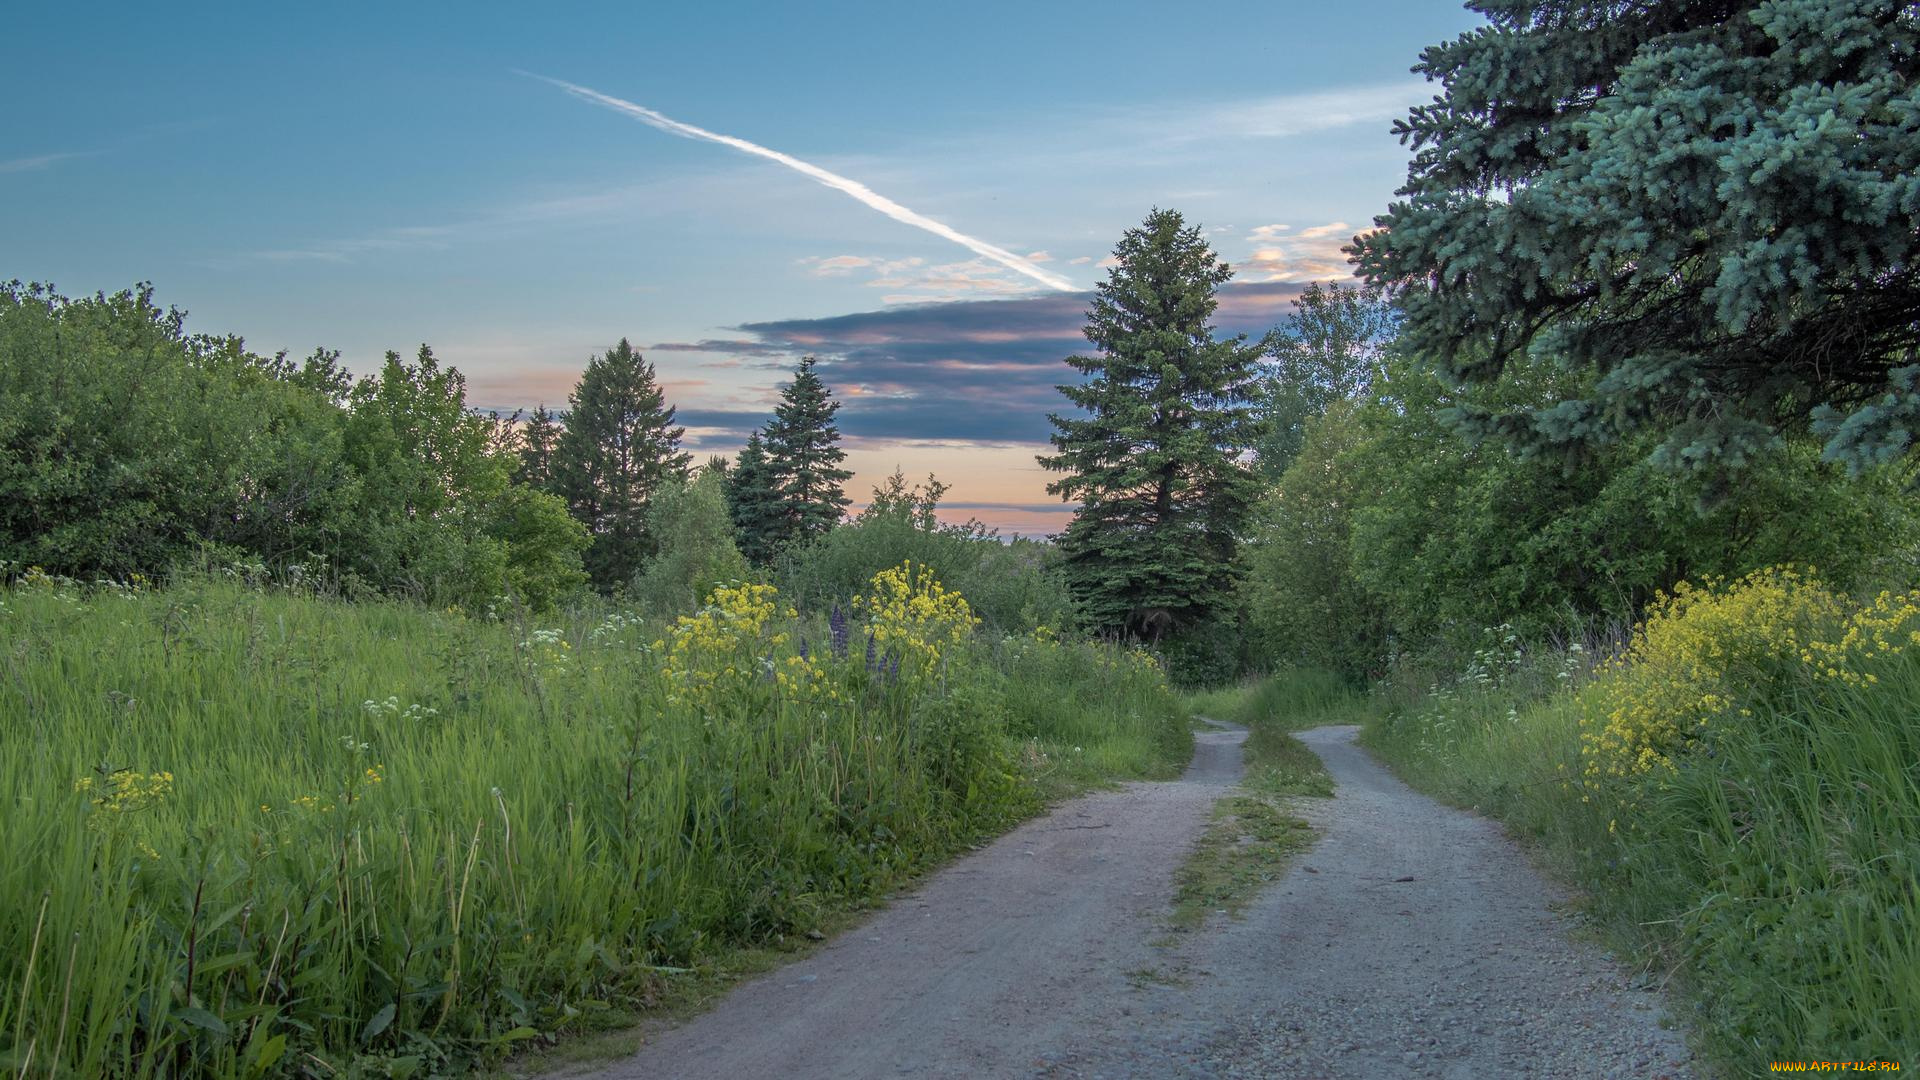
725,431 -> 788,565
553,339 -> 692,591
1356,0 -> 1920,479
764,355 -> 854,543
1040,209 -> 1264,637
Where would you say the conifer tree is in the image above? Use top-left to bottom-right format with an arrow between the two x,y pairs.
1355,0 -> 1920,478
764,356 -> 852,542
1039,208 -> 1264,637
725,431 -> 787,564
516,404 -> 562,490
553,339 -> 691,591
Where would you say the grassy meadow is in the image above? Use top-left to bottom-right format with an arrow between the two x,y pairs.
0,565 -> 1189,1078
1359,572 -> 1920,1069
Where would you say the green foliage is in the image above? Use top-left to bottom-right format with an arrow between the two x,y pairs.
1244,346 -> 1920,675
0,571 -> 1189,1078
630,468 -> 751,617
339,346 -> 520,606
1363,587 -> 1920,1071
1357,0 -> 1920,475
1243,403 -> 1389,681
1040,209 -> 1264,637
764,356 -> 853,543
1183,668 -> 1375,733
1156,611 -> 1255,689
553,339 -> 692,591
486,484 -> 590,612
0,283 -> 355,577
1253,281 -> 1394,478
0,283 -> 587,610
725,431 -> 786,565
515,404 -> 562,489
778,470 -> 1078,634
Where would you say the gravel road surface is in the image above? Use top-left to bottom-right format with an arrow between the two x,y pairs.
573,724 -> 1697,1079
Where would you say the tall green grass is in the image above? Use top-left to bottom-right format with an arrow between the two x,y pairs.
1183,667 -> 1376,733
0,572 -> 1189,1077
1362,618 -> 1920,1069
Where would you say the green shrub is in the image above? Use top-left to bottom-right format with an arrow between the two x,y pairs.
630,469 -> 750,617
778,470 -> 1076,634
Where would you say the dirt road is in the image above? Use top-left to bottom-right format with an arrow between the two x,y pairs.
575,725 -> 1695,1079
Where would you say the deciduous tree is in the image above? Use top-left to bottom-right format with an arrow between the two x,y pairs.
1254,281 -> 1396,477
516,404 -> 562,490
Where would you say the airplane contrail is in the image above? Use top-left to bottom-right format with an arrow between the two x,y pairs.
524,73 -> 1078,293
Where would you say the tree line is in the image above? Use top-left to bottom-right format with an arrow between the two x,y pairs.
8,0 -> 1915,666
1035,0 -> 1920,682
506,342 -> 851,592
0,285 -> 856,610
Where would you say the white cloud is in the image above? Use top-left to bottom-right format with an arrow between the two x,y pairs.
1165,82 -> 1425,141
1237,221 -> 1363,283
870,256 -> 1036,303
794,252 -> 1046,303
804,254 -> 877,276
1296,222 -> 1352,240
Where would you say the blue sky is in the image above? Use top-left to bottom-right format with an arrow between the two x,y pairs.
3,1 -> 1486,533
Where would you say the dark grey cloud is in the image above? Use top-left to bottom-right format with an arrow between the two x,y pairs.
648,338 -> 793,357
693,281 -> 1302,444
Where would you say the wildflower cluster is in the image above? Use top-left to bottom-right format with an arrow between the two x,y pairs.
74,768 -> 174,858
74,769 -> 174,814
588,611 -> 648,649
1805,587 -> 1920,688
519,627 -> 574,676
362,696 -> 439,722
1582,567 -> 1846,779
854,561 -> 979,676
1104,645 -> 1163,677
267,739 -> 385,818
658,583 -> 818,706
1462,624 -> 1525,689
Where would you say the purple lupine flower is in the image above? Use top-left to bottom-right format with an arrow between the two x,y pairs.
799,637 -> 811,662
829,603 -> 850,658
884,654 -> 900,684
864,631 -> 877,668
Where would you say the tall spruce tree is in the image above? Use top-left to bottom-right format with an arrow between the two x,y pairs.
516,404 -> 562,490
1039,208 -> 1264,638
725,430 -> 787,564
1355,0 -> 1920,479
553,339 -> 691,591
764,356 -> 852,542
